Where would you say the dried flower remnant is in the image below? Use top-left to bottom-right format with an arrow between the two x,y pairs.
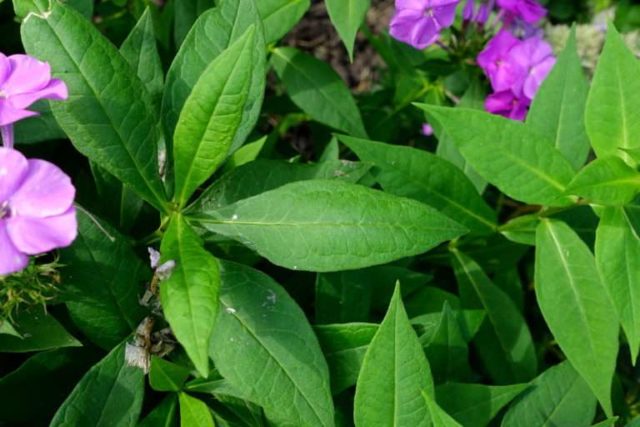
390,0 -> 460,49
0,148 -> 77,276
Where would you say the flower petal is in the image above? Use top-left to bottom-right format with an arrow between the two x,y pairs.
9,79 -> 68,109
0,221 -> 28,276
0,147 -> 28,203
10,159 -> 75,218
0,53 -> 10,87
0,99 -> 37,126
4,55 -> 52,95
397,0 -> 427,10
7,207 -> 77,255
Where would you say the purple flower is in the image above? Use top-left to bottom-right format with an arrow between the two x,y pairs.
477,30 -> 524,93
484,90 -> 530,120
390,0 -> 460,49
507,36 -> 555,99
422,123 -> 434,136
0,148 -> 77,276
462,0 -> 476,21
0,54 -> 67,129
496,0 -> 546,24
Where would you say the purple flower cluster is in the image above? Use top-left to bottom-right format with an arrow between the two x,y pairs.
0,53 -> 75,276
390,0 -> 460,49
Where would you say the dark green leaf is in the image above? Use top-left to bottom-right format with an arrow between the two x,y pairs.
149,356 -> 192,392
0,309 -> 81,353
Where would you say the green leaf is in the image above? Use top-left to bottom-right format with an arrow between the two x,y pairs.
50,341 -> 145,427
586,25 -> 640,163
192,180 -> 467,272
60,208 -> 148,349
0,319 -> 20,337
435,383 -> 528,427
339,135 -> 497,234
528,28 -> 590,170
0,310 -> 81,353
173,26 -> 258,206
596,207 -> 640,362
535,219 -> 619,416
271,47 -> 368,138
222,136 -> 267,172
173,0 -> 211,48
567,157 -> 640,205
315,323 -> 378,394
139,395 -> 178,427
160,215 -> 220,378
120,7 -> 164,108
502,361 -> 597,427
422,392 -> 462,427
179,393 -> 214,427
354,284 -> 434,427
13,0 -> 93,19
188,158 -> 371,213
149,356 -> 192,392
0,348 -> 98,425
451,250 -> 537,384
162,0 -> 265,152
210,261 -> 335,427
420,105 -> 576,206
21,3 -> 168,212
325,0 -> 371,61
257,0 -> 310,43
424,302 -> 472,384
14,101 -> 66,145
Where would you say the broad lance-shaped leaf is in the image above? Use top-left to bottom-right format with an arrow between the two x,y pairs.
339,135 -> 497,234
435,382 -> 528,427
50,341 -> 145,427
173,26 -> 257,206
586,25 -> 640,163
451,250 -> 537,384
60,208 -> 148,349
420,105 -> 576,206
354,284 -> 434,427
179,393 -> 214,427
162,0 -> 265,151
149,356 -> 191,392
502,361 -> 597,427
528,28 -> 590,170
160,215 -> 220,378
258,0 -> 310,43
535,220 -> 618,416
21,3 -> 168,212
120,7 -> 164,108
596,207 -> 640,363
271,47 -> 368,138
191,180 -> 467,272
210,261 -> 335,427
326,0 -> 371,61
567,157 -> 640,205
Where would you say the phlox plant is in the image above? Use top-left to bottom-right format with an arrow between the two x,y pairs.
1,0 -> 640,426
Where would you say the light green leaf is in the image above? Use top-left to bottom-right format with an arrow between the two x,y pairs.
149,356 -> 192,392
120,7 -> 164,108
179,393 -> 214,427
173,26 -> 258,206
451,250 -> 537,384
535,219 -> 619,416
420,105 -> 576,206
192,180 -> 467,272
21,3 -> 168,212
0,310 -> 81,353
596,207 -> 640,363
502,361 -> 597,427
586,24 -> 640,163
271,47 -> 368,138
210,261 -> 335,427
315,323 -> 378,394
257,0 -> 310,43
354,284 -> 434,427
339,135 -> 497,234
162,0 -> 265,152
188,158 -> 371,213
13,0 -> 93,19
160,215 -> 220,378
567,157 -> 640,205
138,395 -> 178,427
436,382 -> 528,427
222,136 -> 267,172
60,208 -> 148,349
50,342 -> 145,427
0,319 -> 20,337
326,0 -> 371,61
422,392 -> 462,427
528,28 -> 590,170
